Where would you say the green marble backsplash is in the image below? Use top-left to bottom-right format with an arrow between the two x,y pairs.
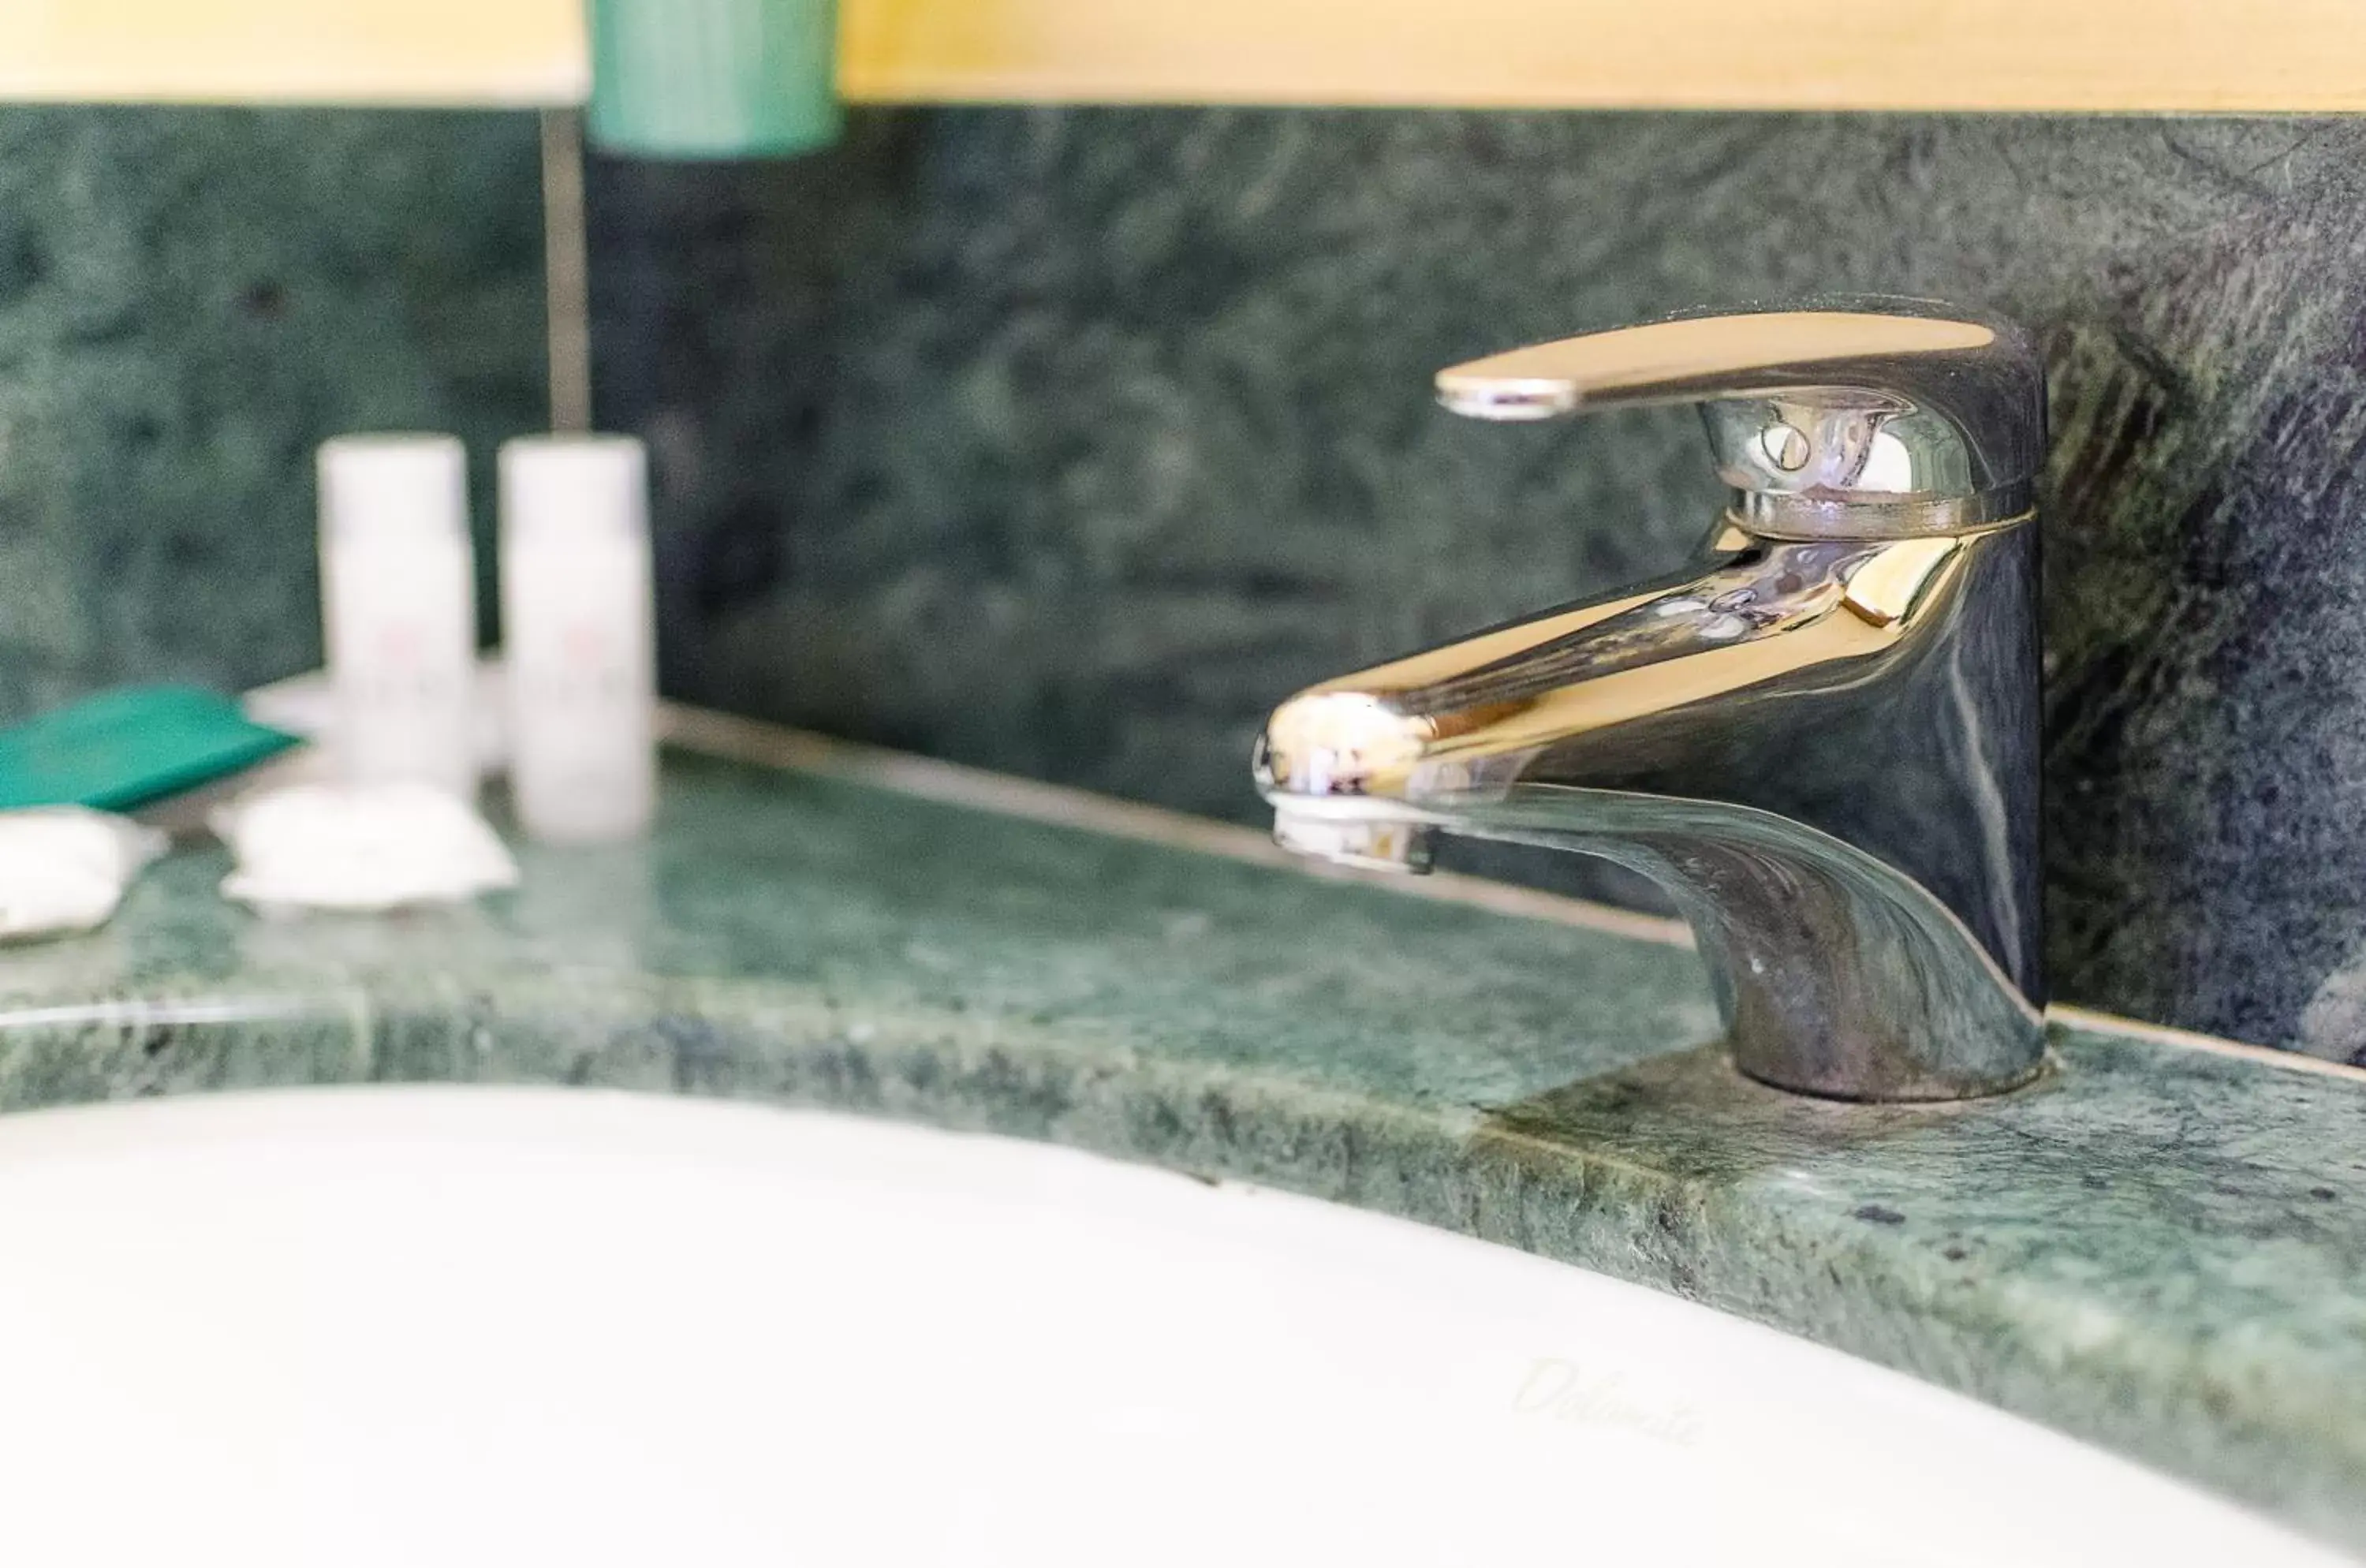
0,106 -> 545,714
9,103 -> 2366,1061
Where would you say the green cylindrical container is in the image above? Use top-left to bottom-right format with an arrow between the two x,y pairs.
587,0 -> 841,159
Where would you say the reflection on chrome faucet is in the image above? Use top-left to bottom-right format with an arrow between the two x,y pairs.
1255,302 -> 2047,1102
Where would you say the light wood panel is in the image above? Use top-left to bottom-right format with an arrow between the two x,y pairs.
6,0 -> 2362,113
841,0 -> 2366,113
0,0 -> 588,106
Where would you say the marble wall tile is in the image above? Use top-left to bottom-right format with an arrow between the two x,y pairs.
0,106 -> 546,715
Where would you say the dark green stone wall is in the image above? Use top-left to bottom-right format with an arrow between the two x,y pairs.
0,106 -> 545,713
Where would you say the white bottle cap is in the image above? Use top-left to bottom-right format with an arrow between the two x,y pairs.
499,435 -> 649,539
318,434 -> 468,542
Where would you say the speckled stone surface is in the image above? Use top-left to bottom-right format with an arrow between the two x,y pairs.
588,110 -> 2366,1057
5,747 -> 2366,1552
0,106 -> 545,715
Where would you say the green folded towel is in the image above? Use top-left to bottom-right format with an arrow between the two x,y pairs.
0,685 -> 299,813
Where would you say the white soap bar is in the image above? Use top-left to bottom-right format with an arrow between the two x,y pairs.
0,808 -> 167,941
215,783 -> 519,913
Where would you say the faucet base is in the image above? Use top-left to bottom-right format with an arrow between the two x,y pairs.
1737,1048 -> 2048,1104
1271,787 -> 2047,1103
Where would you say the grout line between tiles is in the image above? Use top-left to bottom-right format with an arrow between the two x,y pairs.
2047,1004 -> 2366,1085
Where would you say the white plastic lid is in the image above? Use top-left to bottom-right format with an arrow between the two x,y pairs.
317,434 -> 468,542
499,435 -> 649,540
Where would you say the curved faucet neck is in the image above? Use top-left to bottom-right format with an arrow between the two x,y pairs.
1257,514 -> 2044,1101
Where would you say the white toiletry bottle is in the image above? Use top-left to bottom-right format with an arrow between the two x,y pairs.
498,435 -> 658,843
316,434 -> 480,797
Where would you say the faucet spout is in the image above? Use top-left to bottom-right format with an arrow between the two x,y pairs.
1256,521 -> 2045,1100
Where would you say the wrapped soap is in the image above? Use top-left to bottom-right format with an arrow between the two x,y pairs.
0,808 -> 168,941
215,783 -> 519,913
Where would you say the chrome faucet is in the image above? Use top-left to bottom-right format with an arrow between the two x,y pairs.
1253,302 -> 2047,1101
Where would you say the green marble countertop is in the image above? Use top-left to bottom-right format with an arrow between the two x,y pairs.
5,729 -> 2366,1552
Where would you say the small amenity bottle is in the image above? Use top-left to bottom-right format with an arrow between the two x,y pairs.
498,435 -> 658,843
316,434 -> 480,797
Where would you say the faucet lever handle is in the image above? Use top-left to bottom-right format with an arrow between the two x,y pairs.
1435,303 -> 2045,538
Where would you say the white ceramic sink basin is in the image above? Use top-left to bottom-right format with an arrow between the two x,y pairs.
0,1088 -> 2338,1567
